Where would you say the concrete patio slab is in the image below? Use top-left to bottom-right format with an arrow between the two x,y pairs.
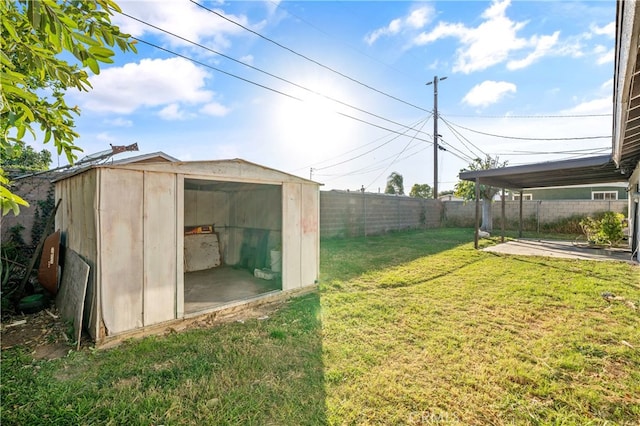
484,239 -> 636,263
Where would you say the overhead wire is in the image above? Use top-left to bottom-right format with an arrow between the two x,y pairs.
293,115 -> 432,172
314,115 -> 432,171
269,0 -> 415,81
119,11 -> 431,137
442,118 -> 611,141
315,142 -> 428,180
132,37 -> 436,143
439,113 -> 612,118
364,117 -> 431,190
189,0 -> 430,113
439,115 -> 488,159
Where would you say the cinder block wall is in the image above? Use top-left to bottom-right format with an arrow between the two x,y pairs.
442,200 -> 629,228
319,191 -> 442,238
1,174 -> 54,246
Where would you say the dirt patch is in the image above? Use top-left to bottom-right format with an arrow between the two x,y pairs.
1,307 -> 75,360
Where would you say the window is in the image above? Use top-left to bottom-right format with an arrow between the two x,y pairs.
512,193 -> 532,201
592,191 -> 618,200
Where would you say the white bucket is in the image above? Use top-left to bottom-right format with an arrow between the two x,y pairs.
270,250 -> 282,272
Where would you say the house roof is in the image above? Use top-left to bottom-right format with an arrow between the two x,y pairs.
459,1 -> 640,191
458,155 -> 630,190
613,0 -> 640,170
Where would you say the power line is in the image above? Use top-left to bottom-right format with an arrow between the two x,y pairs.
189,0 -> 430,113
443,119 -> 611,141
293,116 -> 432,172
441,113 -> 612,118
492,147 -> 610,155
316,142 -> 427,180
365,118 -> 430,190
120,11 -> 429,136
133,37 -> 436,142
438,138 -> 478,164
314,115 -> 432,171
439,116 -> 488,160
270,0 -> 416,82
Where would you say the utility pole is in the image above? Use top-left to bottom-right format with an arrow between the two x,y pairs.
426,75 -> 447,199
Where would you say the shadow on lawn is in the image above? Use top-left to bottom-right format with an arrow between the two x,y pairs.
320,228 -> 477,282
0,293 -> 328,426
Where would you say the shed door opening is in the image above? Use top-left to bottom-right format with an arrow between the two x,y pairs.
183,179 -> 283,314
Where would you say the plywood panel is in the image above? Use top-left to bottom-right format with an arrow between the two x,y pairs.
99,169 -> 143,335
56,247 -> 89,350
143,171 -> 177,326
282,183 -> 301,290
300,184 -> 319,287
184,233 -> 221,272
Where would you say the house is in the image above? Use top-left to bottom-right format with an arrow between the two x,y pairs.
458,0 -> 640,261
507,183 -> 628,201
54,158 -> 320,345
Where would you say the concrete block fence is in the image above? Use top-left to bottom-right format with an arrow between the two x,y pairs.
319,191 -> 442,238
442,200 -> 628,229
319,191 -> 629,238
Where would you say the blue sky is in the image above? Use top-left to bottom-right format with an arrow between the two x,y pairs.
58,0 -> 615,192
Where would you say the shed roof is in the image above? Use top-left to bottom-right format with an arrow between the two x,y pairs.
56,157 -> 320,186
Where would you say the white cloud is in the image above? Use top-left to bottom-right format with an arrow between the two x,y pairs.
104,117 -> 133,127
114,1 -> 251,50
365,5 -> 434,45
200,102 -> 231,117
591,21 -> 614,38
596,48 -> 614,65
96,132 -> 116,143
82,58 -> 214,114
507,32 -> 559,70
240,54 -> 254,65
462,80 -> 516,107
561,95 -> 612,115
158,104 -> 188,121
412,0 -> 563,73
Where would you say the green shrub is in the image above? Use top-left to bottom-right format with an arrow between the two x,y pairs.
579,212 -> 625,245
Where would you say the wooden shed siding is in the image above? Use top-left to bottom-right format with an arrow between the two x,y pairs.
99,169 -> 144,334
282,183 -> 302,291
142,171 -> 177,326
55,169 -> 100,340
301,184 -> 319,287
176,175 -> 185,319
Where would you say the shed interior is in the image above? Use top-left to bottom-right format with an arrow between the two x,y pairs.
183,178 -> 283,314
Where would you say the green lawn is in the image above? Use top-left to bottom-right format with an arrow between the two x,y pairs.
2,228 -> 639,425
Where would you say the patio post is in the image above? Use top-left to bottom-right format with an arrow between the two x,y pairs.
474,178 -> 480,249
501,188 -> 505,243
519,190 -> 523,238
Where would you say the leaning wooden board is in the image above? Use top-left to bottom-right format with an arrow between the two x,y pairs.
56,247 -> 89,350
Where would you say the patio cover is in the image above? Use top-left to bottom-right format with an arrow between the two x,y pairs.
458,154 -> 630,191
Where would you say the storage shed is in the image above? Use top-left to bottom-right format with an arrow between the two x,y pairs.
54,158 -> 320,344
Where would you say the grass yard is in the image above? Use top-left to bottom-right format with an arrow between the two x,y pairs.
2,228 -> 639,425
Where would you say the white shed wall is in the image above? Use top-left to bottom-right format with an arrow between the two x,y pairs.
99,169 -> 144,334
99,169 -> 178,336
55,169 -> 100,340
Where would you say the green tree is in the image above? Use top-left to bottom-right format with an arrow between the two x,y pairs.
1,0 -> 137,215
409,183 -> 433,199
385,172 -> 404,195
454,156 -> 508,232
2,140 -> 52,172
